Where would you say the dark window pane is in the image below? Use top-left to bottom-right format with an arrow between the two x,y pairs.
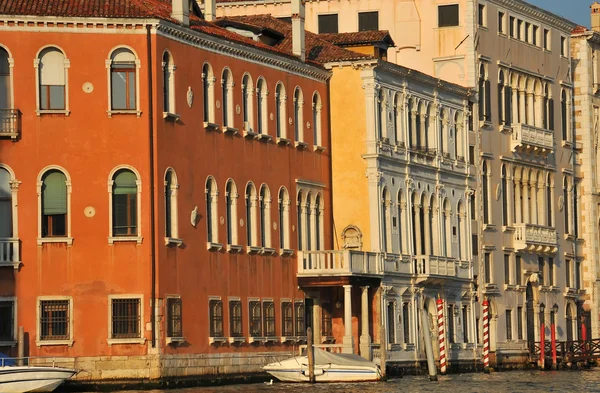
49,85 -> 65,110
111,298 -> 140,338
358,12 -> 378,31
438,5 -> 459,27
0,301 -> 13,341
40,300 -> 69,340
112,71 -> 127,110
278,16 -> 292,24
318,14 -> 338,33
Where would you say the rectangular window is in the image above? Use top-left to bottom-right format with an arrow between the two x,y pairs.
166,297 -> 182,338
516,255 -> 522,285
249,300 -> 262,337
498,12 -> 505,34
525,22 -> 530,43
40,299 -> 70,341
40,85 -> 65,110
111,65 -> 136,110
517,19 -> 522,40
322,302 -> 333,337
517,306 -> 523,340
576,260 -> 581,289
506,309 -> 513,340
438,5 -> 459,27
387,302 -> 396,344
509,16 -> 515,37
532,25 -> 539,46
263,301 -> 275,337
281,301 -> 293,337
548,257 -> 554,286
0,300 -> 14,341
561,36 -> 567,56
113,193 -> 137,236
358,11 -> 379,31
403,302 -> 411,344
462,305 -> 469,343
209,299 -> 223,337
538,257 -> 545,286
478,4 -> 486,27
476,317 -> 480,344
295,302 -> 305,336
111,298 -> 141,339
484,252 -> 491,284
566,259 -> 572,288
229,300 -> 242,337
544,29 -> 550,50
504,254 -> 510,285
318,14 -> 338,34
469,145 -> 475,164
447,305 -> 455,343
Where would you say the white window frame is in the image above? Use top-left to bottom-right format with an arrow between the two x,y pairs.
107,294 -> 145,346
162,50 -> 178,119
164,168 -> 181,246
36,296 -> 73,347
0,164 -> 20,265
275,82 -> 288,141
0,45 -> 15,111
477,2 -> 487,28
296,179 -> 326,251
278,187 -> 292,254
105,46 -> 141,117
225,179 -> 240,251
246,182 -> 260,252
165,294 -> 184,344
312,91 -> 324,150
36,165 -> 73,245
107,165 -> 143,244
221,67 -> 236,132
560,35 -> 568,57
206,176 -> 221,250
0,296 -> 17,346
203,62 -> 216,127
259,184 -> 272,250
256,77 -> 268,136
294,87 -> 305,147
34,45 -> 70,116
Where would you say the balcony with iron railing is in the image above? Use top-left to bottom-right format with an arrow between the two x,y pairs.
513,223 -> 558,253
0,238 -> 20,269
0,109 -> 21,140
511,123 -> 553,157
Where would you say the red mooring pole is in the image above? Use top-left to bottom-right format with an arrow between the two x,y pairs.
540,323 -> 545,370
551,322 -> 557,370
437,296 -> 447,374
482,299 -> 490,371
581,318 -> 588,363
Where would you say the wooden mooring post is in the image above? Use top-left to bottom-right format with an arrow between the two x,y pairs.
307,327 -> 315,383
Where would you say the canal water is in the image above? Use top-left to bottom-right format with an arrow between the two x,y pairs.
97,368 -> 600,392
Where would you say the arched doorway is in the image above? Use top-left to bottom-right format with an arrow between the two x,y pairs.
526,282 -> 535,353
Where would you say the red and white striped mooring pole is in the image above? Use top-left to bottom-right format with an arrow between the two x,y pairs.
437,296 -> 447,374
482,298 -> 490,370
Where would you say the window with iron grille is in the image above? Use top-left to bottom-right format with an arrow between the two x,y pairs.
40,299 -> 70,340
506,309 -> 513,340
517,306 -> 523,340
462,305 -> 469,343
294,302 -> 305,336
250,301 -> 262,337
447,305 -> 455,344
403,302 -> 411,344
166,297 -> 182,338
438,5 -> 459,27
282,302 -> 293,336
229,300 -> 242,337
209,299 -> 223,337
263,302 -> 275,337
111,298 -> 140,339
321,303 -> 333,337
0,301 -> 14,341
358,12 -> 378,31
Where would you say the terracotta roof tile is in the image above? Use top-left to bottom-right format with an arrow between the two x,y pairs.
0,0 -> 174,19
319,31 -> 395,47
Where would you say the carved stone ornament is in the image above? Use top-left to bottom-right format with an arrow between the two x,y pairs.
270,113 -> 274,121
341,225 -> 363,250
239,219 -> 244,227
220,216 -> 225,225
236,104 -> 241,115
495,184 -> 502,201
307,122 -> 311,129
84,206 -> 96,218
289,117 -> 293,125
216,100 -> 221,109
187,86 -> 194,108
190,206 -> 199,227
558,195 -> 564,212
82,82 -> 94,93
273,222 -> 277,230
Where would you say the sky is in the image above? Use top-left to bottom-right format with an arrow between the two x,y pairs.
525,0 -> 590,27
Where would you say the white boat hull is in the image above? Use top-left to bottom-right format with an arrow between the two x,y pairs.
0,367 -> 77,392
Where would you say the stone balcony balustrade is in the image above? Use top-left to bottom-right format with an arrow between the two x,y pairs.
511,123 -> 554,157
513,223 -> 558,253
0,238 -> 20,269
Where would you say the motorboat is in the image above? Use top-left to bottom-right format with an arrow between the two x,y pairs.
263,347 -> 381,383
0,356 -> 77,393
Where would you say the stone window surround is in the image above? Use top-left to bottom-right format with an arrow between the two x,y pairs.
0,296 -> 17,346
107,294 -> 145,346
164,168 -> 181,246
225,179 -> 240,249
206,176 -> 221,249
105,45 -> 142,118
107,165 -> 143,244
0,164 -> 20,246
296,179 -> 325,252
34,45 -> 70,116
221,67 -> 235,128
0,45 -> 15,112
202,62 -> 216,126
36,295 -> 73,347
162,49 -> 178,119
36,165 -> 73,246
241,73 -> 255,133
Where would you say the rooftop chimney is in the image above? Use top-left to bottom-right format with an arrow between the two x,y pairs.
204,0 -> 216,22
592,2 -> 600,32
172,0 -> 190,26
292,0 -> 306,62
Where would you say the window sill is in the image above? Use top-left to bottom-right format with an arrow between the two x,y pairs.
36,339 -> 74,347
243,129 -> 257,139
204,122 -> 219,132
166,336 -> 186,345
256,133 -> 272,142
247,245 -> 262,255
276,137 -> 291,146
222,126 -> 239,136
321,336 -> 335,343
483,224 -> 496,232
228,336 -> 246,344
0,340 -> 16,347
207,242 -> 223,251
280,248 -> 294,257
502,226 -> 515,233
164,237 -> 183,247
163,112 -> 180,121
209,336 -> 228,345
108,110 -> 141,118
265,336 -> 279,343
562,140 -> 573,148
36,109 -> 70,116
313,145 -> 326,152
108,236 -> 143,245
107,338 -> 146,346
37,237 -> 74,246
226,244 -> 243,253
260,247 -> 276,256
248,336 -> 267,344
564,233 -> 576,241
295,141 -> 308,149
280,336 -> 299,343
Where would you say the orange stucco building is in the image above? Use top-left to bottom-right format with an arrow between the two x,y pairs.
0,0 -> 343,382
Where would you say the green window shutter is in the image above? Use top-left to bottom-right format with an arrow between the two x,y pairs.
42,171 -> 67,215
113,170 -> 137,195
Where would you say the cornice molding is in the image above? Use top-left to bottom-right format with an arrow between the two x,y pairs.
489,0 -> 577,33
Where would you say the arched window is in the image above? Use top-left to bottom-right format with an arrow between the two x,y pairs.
0,167 -> 13,238
256,78 -> 267,135
259,185 -> 271,248
566,303 -> 575,341
457,202 -> 464,260
315,194 -> 323,250
561,89 -> 568,141
546,85 -> 554,131
563,177 -> 570,234
428,195 -> 436,255
202,63 -> 214,123
225,180 -> 238,245
294,87 -> 304,142
501,165 -> 508,226
242,74 -> 254,131
278,187 -> 290,250
109,48 -> 137,111
40,170 -> 68,237
415,102 -> 423,149
276,83 -> 286,138
246,183 -> 257,246
453,112 -> 460,159
441,199 -> 449,257
112,169 -> 137,237
164,169 -> 178,240
305,192 -> 312,250
312,92 -> 322,146
38,47 -> 67,111
162,51 -> 175,114
498,70 -> 505,125
397,190 -> 405,254
206,177 -> 218,244
0,47 -> 12,116
546,174 -> 553,226
394,93 -> 402,145
221,68 -> 233,128
382,188 -> 391,253
377,89 -> 384,140
297,191 -> 304,250
483,161 -> 490,224
478,64 -> 486,121
411,193 -> 418,254
407,98 -> 414,148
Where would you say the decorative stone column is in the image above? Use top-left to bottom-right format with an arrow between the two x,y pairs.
527,93 -> 535,126
414,204 -> 422,255
360,286 -> 372,359
512,85 -> 519,124
343,285 -> 354,353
